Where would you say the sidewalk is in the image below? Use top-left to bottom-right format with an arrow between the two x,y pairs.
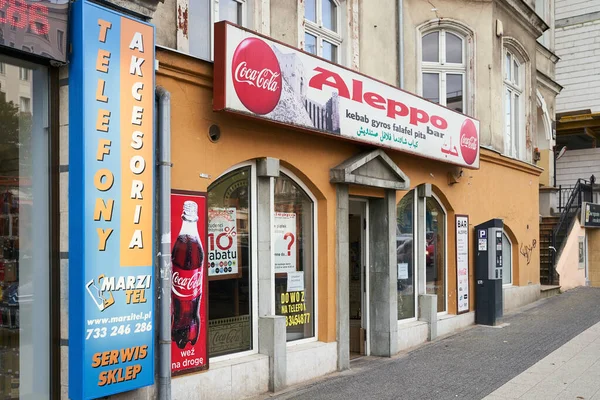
262,287 -> 600,400
485,321 -> 600,400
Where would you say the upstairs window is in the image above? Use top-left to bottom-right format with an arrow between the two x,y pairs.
304,0 -> 342,63
535,0 -> 550,48
419,24 -> 473,115
188,0 -> 249,61
503,49 -> 524,159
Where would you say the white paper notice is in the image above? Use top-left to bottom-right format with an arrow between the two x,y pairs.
456,216 -> 470,313
287,271 -> 305,292
397,263 -> 409,280
274,212 -> 297,273
478,238 -> 487,251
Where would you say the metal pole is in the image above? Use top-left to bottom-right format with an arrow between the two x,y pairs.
398,0 -> 404,89
559,185 -> 562,211
156,86 -> 172,400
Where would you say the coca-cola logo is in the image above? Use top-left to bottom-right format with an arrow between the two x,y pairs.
459,119 -> 478,165
232,38 -> 282,115
172,269 -> 203,299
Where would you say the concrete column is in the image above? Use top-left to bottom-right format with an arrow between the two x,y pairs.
368,190 -> 398,357
257,158 -> 279,317
259,316 -> 287,392
418,294 -> 438,340
335,184 -> 350,370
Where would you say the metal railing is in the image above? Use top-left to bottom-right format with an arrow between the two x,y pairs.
546,176 -> 595,284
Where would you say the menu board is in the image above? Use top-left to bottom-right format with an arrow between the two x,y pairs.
456,215 -> 469,314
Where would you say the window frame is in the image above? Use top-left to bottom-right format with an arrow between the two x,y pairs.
396,190 -> 448,319
425,194 -> 448,315
277,166 -> 319,347
503,48 -> 525,160
19,67 -> 29,81
303,0 -> 343,64
397,189 -> 418,324
417,20 -> 475,116
210,0 -> 247,60
208,161 -> 259,363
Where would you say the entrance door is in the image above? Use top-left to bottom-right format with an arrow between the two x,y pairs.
349,199 -> 369,358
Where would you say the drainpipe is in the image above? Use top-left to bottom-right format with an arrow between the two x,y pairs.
156,86 -> 172,400
398,0 -> 404,89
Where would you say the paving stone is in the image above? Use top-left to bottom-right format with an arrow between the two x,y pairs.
269,287 -> 600,400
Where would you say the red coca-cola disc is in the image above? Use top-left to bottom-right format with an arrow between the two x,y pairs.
231,38 -> 282,115
460,119 -> 478,165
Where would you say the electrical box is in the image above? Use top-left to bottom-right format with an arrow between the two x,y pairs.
475,219 -> 504,326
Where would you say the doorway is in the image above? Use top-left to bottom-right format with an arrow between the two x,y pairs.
349,199 -> 369,359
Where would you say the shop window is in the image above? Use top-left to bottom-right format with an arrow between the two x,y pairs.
426,196 -> 446,312
188,0 -> 249,61
396,190 -> 416,320
502,231 -> 512,285
0,59 -> 50,398
503,47 -> 525,160
274,173 -> 315,342
418,21 -> 474,115
303,0 -> 342,63
207,167 -> 253,357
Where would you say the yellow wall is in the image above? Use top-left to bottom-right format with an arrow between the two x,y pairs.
589,229 -> 600,287
556,221 -> 586,290
157,48 -> 542,344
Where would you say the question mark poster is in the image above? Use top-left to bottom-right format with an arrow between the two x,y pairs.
274,212 -> 297,273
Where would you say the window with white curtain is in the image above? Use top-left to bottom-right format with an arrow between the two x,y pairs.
304,0 -> 342,63
420,29 -> 467,114
503,49 -> 524,159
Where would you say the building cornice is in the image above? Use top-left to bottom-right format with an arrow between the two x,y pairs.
98,0 -> 163,19
156,46 -> 214,88
495,0 -> 549,38
536,70 -> 563,95
480,147 -> 543,176
536,42 -> 560,64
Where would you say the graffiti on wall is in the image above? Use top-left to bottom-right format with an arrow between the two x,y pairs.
519,239 -> 537,265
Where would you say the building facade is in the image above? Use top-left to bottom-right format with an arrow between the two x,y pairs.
546,0 -> 600,291
0,0 -> 562,399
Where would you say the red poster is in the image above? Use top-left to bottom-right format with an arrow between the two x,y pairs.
170,191 -> 209,375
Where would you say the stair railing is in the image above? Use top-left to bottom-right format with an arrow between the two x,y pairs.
548,176 -> 595,284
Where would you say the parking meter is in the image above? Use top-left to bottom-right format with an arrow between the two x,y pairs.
475,219 -> 504,325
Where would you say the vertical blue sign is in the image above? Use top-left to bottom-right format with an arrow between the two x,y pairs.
69,1 -> 155,398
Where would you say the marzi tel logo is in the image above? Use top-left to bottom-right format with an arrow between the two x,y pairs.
231,37 -> 282,115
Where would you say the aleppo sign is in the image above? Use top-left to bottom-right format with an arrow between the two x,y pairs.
214,22 -> 480,169
68,1 -> 155,398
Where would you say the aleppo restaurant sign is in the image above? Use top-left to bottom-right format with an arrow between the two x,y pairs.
214,22 -> 480,169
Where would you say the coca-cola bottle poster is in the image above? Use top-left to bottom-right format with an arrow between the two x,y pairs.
170,191 -> 209,375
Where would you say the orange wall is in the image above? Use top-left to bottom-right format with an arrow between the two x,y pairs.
157,48 -> 542,343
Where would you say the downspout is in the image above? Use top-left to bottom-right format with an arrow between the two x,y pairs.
398,0 -> 404,89
156,86 -> 172,400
